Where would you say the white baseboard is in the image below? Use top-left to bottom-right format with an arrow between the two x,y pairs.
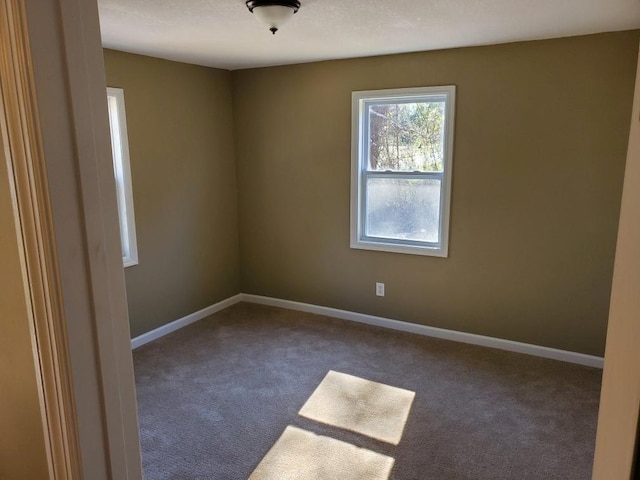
130,292 -> 604,369
241,294 -> 605,369
131,294 -> 243,349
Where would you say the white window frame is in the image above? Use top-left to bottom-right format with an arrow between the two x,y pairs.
107,87 -> 138,267
350,86 -> 455,257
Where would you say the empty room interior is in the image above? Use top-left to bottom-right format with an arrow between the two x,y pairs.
22,0 -> 640,478
5,0 -> 640,480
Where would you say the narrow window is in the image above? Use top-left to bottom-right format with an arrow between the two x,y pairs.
351,86 -> 455,257
107,87 -> 138,267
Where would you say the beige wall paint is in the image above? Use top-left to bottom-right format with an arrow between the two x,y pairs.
0,127 -> 49,480
592,44 -> 640,479
233,31 -> 639,356
103,50 -> 241,337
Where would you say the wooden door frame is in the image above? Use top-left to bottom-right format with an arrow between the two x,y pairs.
592,44 -> 640,480
0,1 -> 81,478
1,0 -> 143,478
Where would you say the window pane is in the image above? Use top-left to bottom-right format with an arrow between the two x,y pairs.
107,87 -> 138,266
107,95 -> 130,259
365,177 -> 441,243
368,101 -> 445,172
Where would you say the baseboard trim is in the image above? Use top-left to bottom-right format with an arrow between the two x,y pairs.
241,294 -> 605,369
131,294 -> 243,349
130,292 -> 604,368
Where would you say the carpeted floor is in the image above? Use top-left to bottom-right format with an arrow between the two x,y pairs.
133,302 -> 601,480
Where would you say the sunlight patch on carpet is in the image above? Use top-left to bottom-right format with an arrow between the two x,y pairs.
248,425 -> 394,480
298,370 -> 415,445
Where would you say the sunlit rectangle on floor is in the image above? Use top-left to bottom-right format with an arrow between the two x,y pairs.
298,370 -> 415,445
248,425 -> 394,480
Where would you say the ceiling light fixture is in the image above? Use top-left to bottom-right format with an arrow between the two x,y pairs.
246,0 -> 301,35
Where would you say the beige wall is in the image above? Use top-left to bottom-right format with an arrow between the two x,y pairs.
103,50 -> 241,337
233,31 -> 639,356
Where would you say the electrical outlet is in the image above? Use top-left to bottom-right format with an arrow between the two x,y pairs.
376,282 -> 385,297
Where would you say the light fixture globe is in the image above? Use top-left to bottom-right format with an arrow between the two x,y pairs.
246,0 -> 301,34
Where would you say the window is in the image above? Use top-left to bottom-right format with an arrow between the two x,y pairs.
350,86 -> 455,257
107,87 -> 138,267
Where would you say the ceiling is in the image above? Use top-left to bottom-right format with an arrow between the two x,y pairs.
98,0 -> 640,70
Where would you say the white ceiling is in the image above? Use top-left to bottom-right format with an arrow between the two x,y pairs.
98,0 -> 640,70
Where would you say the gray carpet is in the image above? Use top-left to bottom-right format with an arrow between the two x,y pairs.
133,302 -> 601,480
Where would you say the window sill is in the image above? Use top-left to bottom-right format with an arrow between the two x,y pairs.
350,239 -> 448,258
123,257 -> 138,268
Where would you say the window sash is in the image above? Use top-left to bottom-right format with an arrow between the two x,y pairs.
360,171 -> 444,248
362,96 -> 447,174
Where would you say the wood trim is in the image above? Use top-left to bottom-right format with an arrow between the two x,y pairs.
0,1 -> 81,479
131,294 -> 244,349
130,293 -> 603,367
54,0 -> 144,477
243,294 -> 605,368
592,43 -> 640,479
